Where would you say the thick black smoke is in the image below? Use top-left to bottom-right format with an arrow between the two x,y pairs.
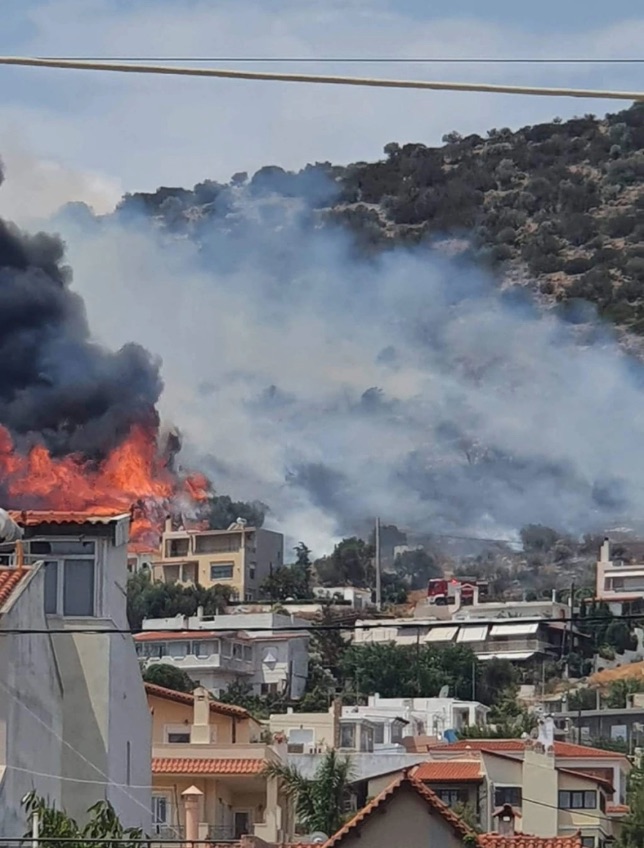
0,197 -> 162,458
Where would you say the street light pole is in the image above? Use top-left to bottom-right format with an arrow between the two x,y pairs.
375,517 -> 382,611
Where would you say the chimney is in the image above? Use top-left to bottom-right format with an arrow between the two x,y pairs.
196,605 -> 204,621
191,687 -> 211,744
332,697 -> 342,748
600,537 -> 611,563
497,805 -> 516,836
165,516 -> 173,534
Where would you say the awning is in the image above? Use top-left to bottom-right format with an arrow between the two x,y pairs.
489,622 -> 540,637
477,651 -> 536,661
396,631 -> 424,645
457,625 -> 489,643
425,626 -> 459,643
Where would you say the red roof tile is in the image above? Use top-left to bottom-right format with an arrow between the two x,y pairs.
448,739 -> 626,759
152,757 -> 265,775
9,509 -> 128,526
137,630 -> 240,642
557,767 -> 614,791
480,836 -> 581,848
144,682 -> 250,718
322,772 -> 476,848
413,761 -> 483,782
0,567 -> 31,609
607,803 -> 630,814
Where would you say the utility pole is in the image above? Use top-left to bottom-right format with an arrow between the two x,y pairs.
564,581 -> 575,679
375,517 -> 382,611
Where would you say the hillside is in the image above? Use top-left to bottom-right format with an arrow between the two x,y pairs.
117,102 -> 644,335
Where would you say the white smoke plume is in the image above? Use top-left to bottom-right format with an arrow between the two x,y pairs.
47,182 -> 644,554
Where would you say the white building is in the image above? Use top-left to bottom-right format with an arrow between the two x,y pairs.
136,610 -> 310,699
312,586 -> 374,609
596,536 -> 644,609
0,510 -> 151,834
342,694 -> 489,746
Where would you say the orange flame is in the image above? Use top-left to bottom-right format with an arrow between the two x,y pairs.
0,424 -> 209,546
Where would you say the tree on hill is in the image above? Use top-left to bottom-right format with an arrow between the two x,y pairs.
314,537 -> 375,588
126,571 -> 232,629
260,542 -> 313,601
142,663 -> 195,693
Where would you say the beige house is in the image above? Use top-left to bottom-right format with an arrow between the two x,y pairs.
153,520 -> 283,601
321,771 -> 477,848
147,683 -> 294,842
418,738 -> 630,847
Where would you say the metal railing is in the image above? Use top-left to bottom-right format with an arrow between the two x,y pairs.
206,826 -> 243,842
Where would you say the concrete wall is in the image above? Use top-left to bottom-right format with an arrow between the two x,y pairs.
334,786 -> 466,848
521,750 -> 558,837
149,693 -> 252,745
270,708 -> 336,748
253,530 -> 283,597
52,529 -> 151,829
0,567 -> 63,837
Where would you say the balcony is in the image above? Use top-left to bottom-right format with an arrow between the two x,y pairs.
469,638 -> 559,657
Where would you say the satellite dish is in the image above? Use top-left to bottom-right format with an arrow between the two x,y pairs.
438,685 -> 449,698
309,834 -> 328,844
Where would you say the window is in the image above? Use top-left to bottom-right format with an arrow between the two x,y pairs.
44,558 -> 96,617
495,787 -> 522,808
196,534 -> 240,554
260,682 -> 279,695
210,563 -> 234,581
194,640 -> 217,658
340,724 -> 356,749
437,789 -> 465,807
249,563 -> 256,579
374,724 -> 385,744
167,641 -> 188,658
558,791 -> 597,810
166,726 -> 191,743
32,540 -> 95,556
581,839 -> 595,848
243,645 -> 253,661
165,538 -> 189,557
152,795 -> 169,825
391,721 -> 404,743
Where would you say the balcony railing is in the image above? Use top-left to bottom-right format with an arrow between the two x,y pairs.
207,825 -> 245,842
151,825 -> 184,840
468,638 -> 559,655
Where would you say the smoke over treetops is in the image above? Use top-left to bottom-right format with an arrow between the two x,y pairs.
0,181 -> 162,460
39,162 -> 644,553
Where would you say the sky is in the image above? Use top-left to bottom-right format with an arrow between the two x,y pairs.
0,0 -> 643,212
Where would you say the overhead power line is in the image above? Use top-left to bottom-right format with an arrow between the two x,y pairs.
0,613 -> 641,635
29,56 -> 644,64
0,56 -> 642,101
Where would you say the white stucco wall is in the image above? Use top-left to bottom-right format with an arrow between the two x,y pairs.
0,567 -> 63,836
50,527 -> 151,829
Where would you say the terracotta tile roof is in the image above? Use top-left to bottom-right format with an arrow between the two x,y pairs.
557,767 -> 614,791
136,630 -> 238,642
322,771 -> 477,848
479,835 -> 582,848
607,803 -> 630,814
0,567 -> 31,609
144,682 -> 250,718
448,739 -> 626,759
413,761 -> 483,782
9,509 -> 129,526
152,757 -> 265,775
